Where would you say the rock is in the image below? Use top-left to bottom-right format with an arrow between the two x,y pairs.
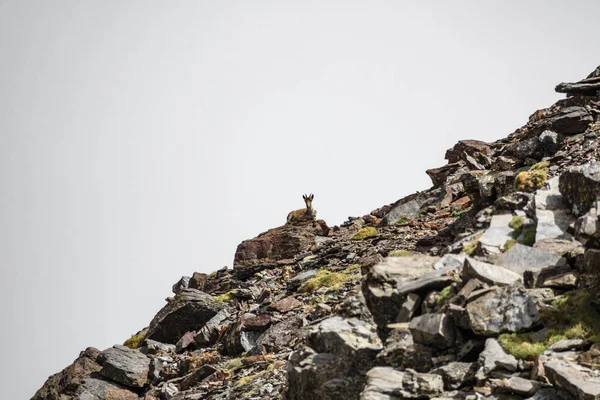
493,156 -> 518,171
544,358 -> 600,399
445,140 -> 491,163
426,162 -> 464,187
172,276 -> 191,294
269,296 -> 303,312
188,271 -> 209,291
495,192 -> 533,211
73,378 -> 138,400
514,137 -> 543,160
577,344 -> 600,370
97,345 -> 150,388
533,238 -> 582,258
547,106 -> 593,135
430,362 -> 478,390
585,249 -> 600,274
144,288 -> 226,344
254,316 -> 304,354
433,254 -> 466,271
309,316 -> 383,368
559,162 -> 600,217
194,308 -> 231,346
478,214 -> 516,254
32,347 -> 102,400
380,193 -> 428,226
466,285 -> 540,335
287,269 -> 318,291
140,340 -> 176,355
161,382 -> 179,399
524,264 -> 578,289
463,257 -> 522,286
233,223 -> 321,279
446,304 -> 471,331
478,338 -> 518,377
490,376 -> 547,396
534,176 -> 575,242
575,208 -> 600,247
175,331 -> 196,353
375,327 -> 435,373
360,367 -> 444,400
408,313 -> 455,349
548,339 -> 590,353
396,293 -> 421,323
362,254 -> 453,333
539,130 -> 560,156
179,364 -> 219,391
239,313 -> 272,332
525,388 -> 558,400
495,244 -> 561,274
287,348 -> 349,400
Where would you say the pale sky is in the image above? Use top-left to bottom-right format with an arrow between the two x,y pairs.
0,1 -> 598,398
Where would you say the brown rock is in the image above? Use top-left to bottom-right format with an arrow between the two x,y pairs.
445,140 -> 490,163
240,313 -> 273,332
270,296 -> 303,313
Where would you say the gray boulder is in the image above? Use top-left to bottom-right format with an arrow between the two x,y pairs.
534,176 -> 575,242
478,214 -> 516,254
73,378 -> 138,400
375,327 -> 435,373
145,288 -> 226,344
194,308 -> 231,346
478,338 -> 518,377
408,313 -> 455,349
466,285 -> 540,335
495,244 -> 561,275
490,376 -> 548,396
97,345 -> 150,388
360,367 -> 444,400
430,362 -> 478,390
547,106 -> 593,135
559,162 -> 600,216
544,358 -> 600,399
396,293 -> 421,323
463,257 -> 521,286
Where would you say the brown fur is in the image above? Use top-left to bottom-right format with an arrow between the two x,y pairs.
286,194 -> 317,224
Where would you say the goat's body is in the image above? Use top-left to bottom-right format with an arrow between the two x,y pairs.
287,208 -> 317,224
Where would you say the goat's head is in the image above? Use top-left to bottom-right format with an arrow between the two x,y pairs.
302,193 -> 314,210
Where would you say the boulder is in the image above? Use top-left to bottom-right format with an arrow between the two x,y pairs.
194,308 -> 231,346
495,244 -> 561,274
445,140 -> 491,163
466,285 -> 540,335
97,345 -> 150,388
287,348 -> 350,400
430,362 -> 478,390
32,348 -> 102,400
547,106 -> 593,135
534,176 -> 575,242
360,367 -> 444,400
375,327 -> 435,373
408,313 -> 455,349
144,288 -> 226,344
478,214 -> 516,254
172,276 -> 191,294
490,376 -> 547,396
524,264 -> 577,289
73,378 -> 138,400
539,130 -> 560,156
559,162 -> 600,216
380,193 -> 429,226
234,223 -> 321,279
463,257 -> 521,286
478,338 -> 518,377
396,293 -> 421,323
544,358 -> 600,399
287,269 -> 318,291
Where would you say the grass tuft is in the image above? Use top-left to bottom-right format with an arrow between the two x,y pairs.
351,227 -> 377,240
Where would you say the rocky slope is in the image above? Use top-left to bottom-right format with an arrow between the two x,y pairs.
33,66 -> 600,400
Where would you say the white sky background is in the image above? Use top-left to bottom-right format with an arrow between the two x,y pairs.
0,1 -> 598,398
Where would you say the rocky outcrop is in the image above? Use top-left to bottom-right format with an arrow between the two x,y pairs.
33,64 -> 600,400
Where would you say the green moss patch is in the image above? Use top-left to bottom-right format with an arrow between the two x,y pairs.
530,160 -> 550,170
123,333 -> 144,349
395,216 -> 411,225
214,291 -> 234,302
351,227 -> 377,240
389,249 -> 412,257
503,239 -> 516,251
499,289 -> 600,360
298,269 -> 349,293
437,285 -> 453,308
514,169 -> 548,192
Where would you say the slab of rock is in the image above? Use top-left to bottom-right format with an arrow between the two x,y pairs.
73,378 -> 138,400
584,249 -> 600,274
287,348 -> 347,400
430,362 -> 477,390
548,339 -> 590,353
233,224 -> 321,279
559,162 -> 600,217
360,367 -> 444,400
490,376 -> 547,396
172,275 -> 191,294
478,338 -> 518,377
97,345 -> 150,388
309,316 -> 383,366
544,358 -> 600,399
396,293 -> 421,323
32,348 -> 102,400
524,264 -> 578,289
254,316 -> 304,354
463,257 -> 521,286
466,285 -> 540,335
534,176 -> 575,242
194,309 -> 230,346
433,254 -> 465,271
269,296 -> 302,313
478,214 -> 516,254
408,313 -> 455,349
445,139 -> 491,163
175,331 -> 196,353
375,327 -> 435,373
547,106 -> 593,135
145,288 -> 226,344
380,193 -> 429,226
140,340 -> 176,355
179,364 -> 219,391
495,244 -> 561,274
